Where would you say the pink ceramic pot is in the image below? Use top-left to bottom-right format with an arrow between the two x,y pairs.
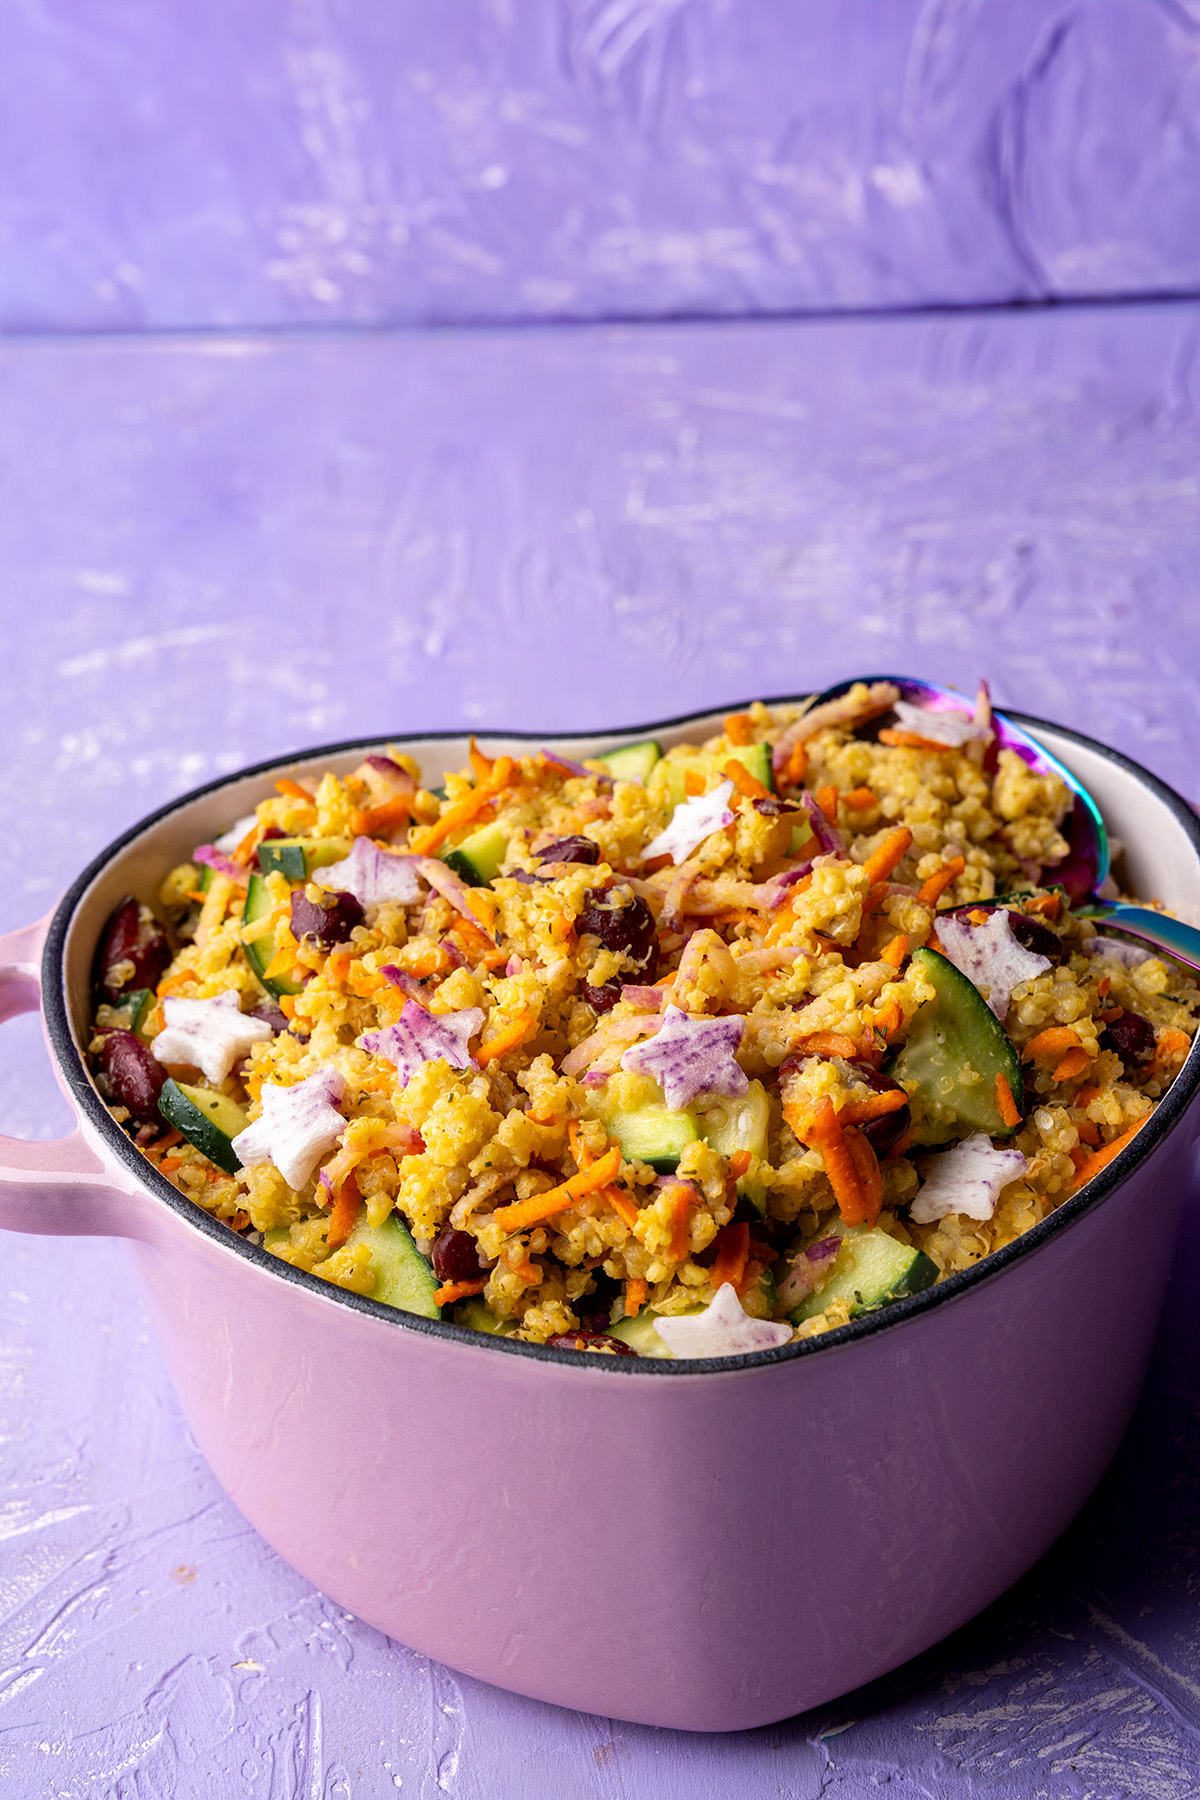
1,707 -> 1198,1732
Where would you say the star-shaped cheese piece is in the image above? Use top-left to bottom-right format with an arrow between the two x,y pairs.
313,837 -> 423,908
653,1284 -> 793,1358
910,1133 -> 1028,1224
231,1067 -> 348,1191
934,910 -> 1051,1020
151,990 -> 274,1084
641,780 -> 735,866
620,1003 -> 747,1110
358,1000 -> 484,1084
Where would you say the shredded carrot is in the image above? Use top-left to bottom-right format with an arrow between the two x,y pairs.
1153,1029 -> 1191,1072
1096,976 -> 1111,999
624,1277 -> 648,1318
1069,1115 -> 1149,1191
843,1127 -> 883,1228
798,1098 -> 870,1226
1023,1026 -> 1084,1062
995,1072 -> 1022,1128
838,1088 -> 909,1127
877,729 -> 956,753
862,827 -> 914,888
873,997 -> 904,1041
1074,1084 -> 1101,1108
723,758 -> 770,801
664,1182 -> 693,1262
151,1128 -> 182,1153
710,908 -> 768,933
888,1128 -> 913,1159
159,1155 -> 186,1175
724,713 -> 756,746
602,1185 -> 639,1228
918,857 -> 966,908
156,971 -> 197,998
1053,1046 -> 1093,1083
779,741 -> 808,787
469,737 -> 494,782
1097,1006 -> 1124,1024
789,1031 -> 862,1061
232,822 -> 262,866
265,942 -> 302,981
447,917 -> 506,970
709,1221 -> 750,1293
881,934 -> 908,970
816,784 -> 839,825
492,1146 -> 622,1233
842,787 -> 877,810
275,778 -> 314,802
407,943 -> 451,978
1077,1120 -> 1101,1147
278,995 -> 297,1020
408,756 -> 515,855
327,951 -> 351,983
684,770 -> 706,797
433,1277 -> 488,1307
350,794 -> 415,837
1025,892 -> 1062,918
476,1012 -> 538,1066
465,889 -> 498,935
325,1171 -> 362,1252
728,1149 -> 752,1180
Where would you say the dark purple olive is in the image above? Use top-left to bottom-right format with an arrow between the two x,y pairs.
290,889 -> 364,948
431,1227 -> 486,1285
545,1331 -> 637,1356
579,1271 -> 622,1330
576,892 -> 658,978
99,1029 -> 167,1123
849,1065 -> 912,1156
1101,1009 -> 1156,1068
537,836 -> 600,866
510,870 -> 550,886
96,897 -> 172,1002
584,981 -> 623,1014
249,1000 -> 289,1034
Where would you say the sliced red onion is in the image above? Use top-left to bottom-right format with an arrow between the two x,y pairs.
151,991 -> 273,1084
541,749 -> 613,788
621,985 -> 667,1011
231,1067 -> 348,1192
193,844 -> 246,881
358,1000 -> 484,1083
892,700 -> 986,747
1080,935 -> 1155,968
772,682 -> 900,778
363,753 -> 416,792
641,782 -> 736,867
800,791 -> 847,860
412,856 -> 479,923
380,964 -> 430,1002
621,1004 -> 747,1111
777,1235 -> 841,1309
314,839 -> 423,908
934,911 -> 1050,1021
561,1014 -> 659,1078
910,1134 -> 1028,1224
755,865 -> 816,909
652,1284 -> 792,1358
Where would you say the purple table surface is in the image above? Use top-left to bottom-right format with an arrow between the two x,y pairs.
2,299 -> 1200,1796
4,0 -> 1200,334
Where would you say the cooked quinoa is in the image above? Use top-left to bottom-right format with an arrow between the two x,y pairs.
88,685 -> 1200,1356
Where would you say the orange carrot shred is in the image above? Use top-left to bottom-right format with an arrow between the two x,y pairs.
877,729 -> 957,753
816,784 -> 839,825
1069,1116 -> 1149,1191
159,1155 -> 186,1175
433,1277 -> 488,1307
796,1098 -> 869,1226
1074,1084 -> 1101,1108
728,1149 -> 753,1180
723,758 -> 770,801
862,827 -> 914,888
790,1031 -> 862,1061
918,857 -> 966,908
278,995 -> 297,1020
493,1146 -> 623,1233
1053,1046 -> 1093,1083
1077,1120 -> 1101,1147
780,741 -> 808,787
684,770 -> 706,797
995,1072 -> 1021,1128
664,1182 -> 693,1262
275,778 -> 314,802
624,1277 -> 648,1319
469,737 -> 494,782
881,934 -> 908,970
350,794 -> 415,837
1022,1026 -> 1084,1062
842,787 -> 877,810
838,1088 -> 909,1127
408,757 -> 515,855
724,713 -> 756,746
843,1127 -> 883,1228
709,1221 -> 750,1293
1096,976 -> 1111,998
601,1184 -> 639,1228
475,1011 -> 537,1067
325,1172 -> 363,1253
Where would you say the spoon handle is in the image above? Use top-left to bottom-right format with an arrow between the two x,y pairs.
1079,902 -> 1200,974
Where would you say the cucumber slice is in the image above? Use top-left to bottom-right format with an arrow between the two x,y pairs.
108,986 -> 155,1036
785,1223 -> 938,1325
660,742 -> 775,808
158,1078 -> 250,1175
265,1214 -> 443,1319
887,946 -> 1025,1146
453,1296 -> 518,1336
242,873 -> 304,998
442,819 -> 510,887
257,836 -> 351,881
696,1080 -> 770,1215
588,1073 -> 699,1173
593,740 -> 662,785
608,1309 -> 686,1358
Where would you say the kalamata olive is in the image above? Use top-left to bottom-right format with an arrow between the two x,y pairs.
545,1331 -> 637,1356
849,1065 -> 911,1156
99,1029 -> 167,1123
576,892 -> 658,977
96,897 -> 172,1002
431,1227 -> 486,1285
290,889 -> 364,948
579,1270 -> 622,1330
537,836 -> 600,866
249,1000 -> 289,1034
583,981 -> 623,1013
1101,1009 -> 1156,1067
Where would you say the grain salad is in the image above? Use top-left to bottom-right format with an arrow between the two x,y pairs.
88,684 -> 1200,1359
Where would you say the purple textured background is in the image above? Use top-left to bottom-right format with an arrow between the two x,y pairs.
4,0 -> 1200,331
4,3 -> 1200,1793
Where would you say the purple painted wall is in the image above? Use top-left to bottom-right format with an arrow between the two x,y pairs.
4,0 -> 1200,332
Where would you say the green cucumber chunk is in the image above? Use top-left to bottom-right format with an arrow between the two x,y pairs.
587,1072 -> 699,1173
441,818 -> 510,887
453,1296 -> 518,1336
593,740 -> 662,785
107,986 -> 155,1036
158,1079 -> 250,1176
242,872 -> 304,998
608,1309 -> 684,1358
785,1222 -> 938,1325
660,742 -> 776,808
695,1080 -> 771,1215
887,946 -> 1025,1147
264,1214 -> 442,1319
257,836 -> 351,881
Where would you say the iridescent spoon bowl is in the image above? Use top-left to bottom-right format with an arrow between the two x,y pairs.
811,675 -> 1200,973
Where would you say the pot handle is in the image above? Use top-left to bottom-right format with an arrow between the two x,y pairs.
0,915 -> 156,1241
